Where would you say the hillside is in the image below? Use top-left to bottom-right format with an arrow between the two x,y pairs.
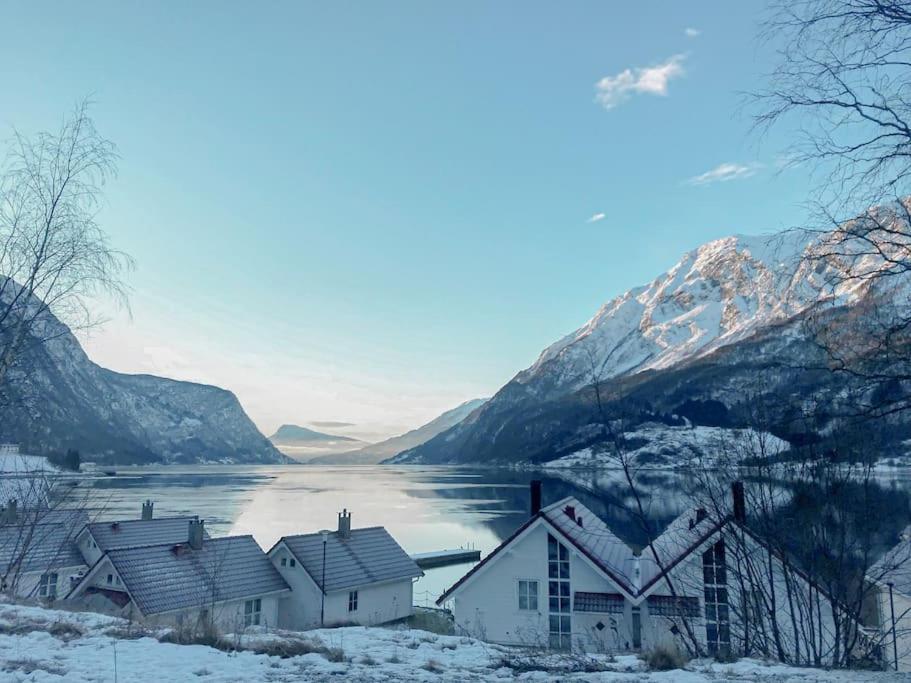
0,285 -> 288,465
392,206 -> 911,467
310,398 -> 487,465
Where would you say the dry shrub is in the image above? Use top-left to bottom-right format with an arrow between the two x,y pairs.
643,643 -> 689,671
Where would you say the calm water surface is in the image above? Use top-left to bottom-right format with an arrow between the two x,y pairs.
79,464 -> 911,602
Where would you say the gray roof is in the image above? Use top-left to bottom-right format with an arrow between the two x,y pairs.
279,527 -> 423,593
440,497 -> 728,604
541,497 -> 639,594
0,509 -> 88,574
103,535 -> 289,616
86,517 -> 207,552
869,528 -> 911,595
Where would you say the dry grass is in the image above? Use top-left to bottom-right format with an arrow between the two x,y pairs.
642,643 -> 690,671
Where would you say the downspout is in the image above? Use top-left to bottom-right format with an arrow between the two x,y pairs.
889,582 -> 899,672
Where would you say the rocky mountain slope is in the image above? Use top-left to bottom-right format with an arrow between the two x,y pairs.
310,398 -> 487,465
392,207 -> 911,467
0,293 -> 288,465
269,424 -> 361,444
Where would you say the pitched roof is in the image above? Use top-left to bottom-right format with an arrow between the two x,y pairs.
868,527 -> 911,595
639,508 -> 726,592
86,517 -> 206,552
437,497 -> 728,605
540,498 -> 639,595
279,527 -> 422,593
102,535 -> 289,616
0,510 -> 88,574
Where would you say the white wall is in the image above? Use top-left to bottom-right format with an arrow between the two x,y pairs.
449,521 -> 634,650
877,586 -> 911,671
322,579 -> 414,626
269,543 -> 415,629
11,564 -> 86,601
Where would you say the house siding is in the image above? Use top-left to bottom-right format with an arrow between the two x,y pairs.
270,543 -> 414,629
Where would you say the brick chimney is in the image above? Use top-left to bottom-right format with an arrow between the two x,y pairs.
732,481 -> 746,523
188,519 -> 205,550
337,509 -> 351,539
530,480 -> 542,517
141,500 -> 154,521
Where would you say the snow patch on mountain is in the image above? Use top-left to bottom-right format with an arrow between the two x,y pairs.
544,424 -> 791,470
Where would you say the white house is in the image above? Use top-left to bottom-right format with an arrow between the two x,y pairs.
0,506 -> 88,601
269,509 -> 423,629
67,519 -> 290,632
438,481 -> 863,665
867,526 -> 911,671
75,501 -> 207,566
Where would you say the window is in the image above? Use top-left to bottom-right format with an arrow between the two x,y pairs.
107,573 -> 113,585
348,590 -> 358,612
517,580 -> 538,611
547,534 -> 572,649
39,573 -> 58,599
703,539 -> 730,655
280,557 -> 287,566
290,558 -> 296,567
574,591 -> 624,614
244,598 -> 262,627
647,595 -> 700,618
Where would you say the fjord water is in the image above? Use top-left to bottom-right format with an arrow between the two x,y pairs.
82,464 -> 911,602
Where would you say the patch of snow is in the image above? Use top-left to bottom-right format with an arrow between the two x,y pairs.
0,602 -> 905,682
544,424 -> 790,469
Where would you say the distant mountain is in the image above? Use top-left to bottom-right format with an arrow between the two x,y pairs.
311,398 -> 487,465
0,282 -> 289,466
269,424 -> 360,444
392,204 -> 911,467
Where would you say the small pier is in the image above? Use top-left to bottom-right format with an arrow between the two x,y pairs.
411,548 -> 481,569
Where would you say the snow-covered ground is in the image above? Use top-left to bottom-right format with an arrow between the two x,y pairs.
544,424 -> 790,469
0,603 -> 908,682
0,453 -> 56,474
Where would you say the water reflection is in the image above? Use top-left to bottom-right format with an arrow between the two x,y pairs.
79,464 -> 911,601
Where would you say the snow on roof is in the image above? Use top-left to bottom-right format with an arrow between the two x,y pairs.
868,529 -> 911,595
539,497 -> 638,594
279,527 -> 422,593
439,496 -> 729,604
102,535 -> 289,616
0,509 -> 88,574
86,517 -> 207,552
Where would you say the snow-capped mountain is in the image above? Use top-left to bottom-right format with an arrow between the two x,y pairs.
0,287 -> 288,465
393,205 -> 911,466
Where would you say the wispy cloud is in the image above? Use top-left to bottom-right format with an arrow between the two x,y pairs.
595,54 -> 686,110
311,420 -> 356,428
684,27 -> 701,38
686,162 -> 763,186
587,212 -> 606,223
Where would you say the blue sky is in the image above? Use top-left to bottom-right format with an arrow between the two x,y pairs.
1,2 -> 812,439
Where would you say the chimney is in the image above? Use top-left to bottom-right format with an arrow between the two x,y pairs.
3,500 -> 17,525
141,500 -> 154,521
696,508 -> 708,524
337,509 -> 351,539
732,481 -> 746,523
530,480 -> 542,516
188,519 -> 205,550
564,505 -> 576,521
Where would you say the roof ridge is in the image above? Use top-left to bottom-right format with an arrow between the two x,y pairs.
90,515 -> 199,526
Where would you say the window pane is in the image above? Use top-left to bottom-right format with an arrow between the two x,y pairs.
549,615 -> 560,632
706,624 -> 717,643
561,615 -> 571,631
255,599 -> 261,610
560,598 -> 570,612
717,605 -> 729,622
703,565 -> 715,584
715,565 -> 727,584
705,604 -> 717,621
704,587 -> 715,603
559,544 -> 568,561
559,562 -> 570,579
529,580 -> 538,593
714,541 -> 726,562
529,595 -> 538,610
719,624 -> 730,644
559,582 -> 570,597
548,536 -> 558,560
716,588 -> 728,605
549,597 -> 559,611
519,595 -> 528,610
549,564 -> 558,579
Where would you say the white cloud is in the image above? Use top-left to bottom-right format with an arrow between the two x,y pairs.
684,27 -> 701,38
587,212 -> 606,223
686,162 -> 763,186
595,54 -> 686,110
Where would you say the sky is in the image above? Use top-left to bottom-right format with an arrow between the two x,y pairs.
0,1 -> 814,441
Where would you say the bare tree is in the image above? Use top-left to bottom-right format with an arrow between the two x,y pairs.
0,99 -> 131,389
756,0 -> 911,213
